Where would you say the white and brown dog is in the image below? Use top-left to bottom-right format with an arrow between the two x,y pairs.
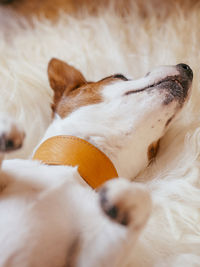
0,60 -> 193,267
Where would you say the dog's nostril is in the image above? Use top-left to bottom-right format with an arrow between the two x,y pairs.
179,63 -> 190,71
176,63 -> 193,79
106,205 -> 119,219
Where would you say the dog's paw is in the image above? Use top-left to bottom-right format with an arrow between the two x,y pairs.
0,115 -> 25,152
99,178 -> 152,230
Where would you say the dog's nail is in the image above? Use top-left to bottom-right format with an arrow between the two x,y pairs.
105,205 -> 119,219
5,139 -> 14,149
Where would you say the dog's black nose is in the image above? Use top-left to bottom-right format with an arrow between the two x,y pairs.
176,63 -> 193,80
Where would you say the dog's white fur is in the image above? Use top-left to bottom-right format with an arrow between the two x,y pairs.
0,2 -> 200,266
0,62 -> 191,266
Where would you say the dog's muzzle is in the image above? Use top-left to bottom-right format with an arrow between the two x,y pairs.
157,63 -> 193,105
125,63 -> 193,105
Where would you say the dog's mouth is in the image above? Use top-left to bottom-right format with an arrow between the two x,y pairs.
125,77 -> 184,95
125,63 -> 193,105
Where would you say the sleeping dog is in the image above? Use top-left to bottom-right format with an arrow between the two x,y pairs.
0,60 -> 193,266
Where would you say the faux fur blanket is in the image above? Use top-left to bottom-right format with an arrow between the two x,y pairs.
0,1 -> 200,266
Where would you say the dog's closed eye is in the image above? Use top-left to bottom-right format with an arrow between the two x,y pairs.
113,74 -> 128,81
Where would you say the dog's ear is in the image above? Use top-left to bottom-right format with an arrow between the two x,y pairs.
48,58 -> 87,111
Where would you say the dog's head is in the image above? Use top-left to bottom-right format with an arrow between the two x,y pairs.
46,58 -> 193,178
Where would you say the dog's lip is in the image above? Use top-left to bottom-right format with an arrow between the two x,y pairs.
124,76 -> 184,96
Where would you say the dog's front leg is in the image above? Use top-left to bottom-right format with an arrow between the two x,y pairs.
0,114 -> 25,190
0,114 -> 25,153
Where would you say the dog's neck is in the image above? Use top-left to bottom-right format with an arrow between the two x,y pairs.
33,135 -> 118,188
37,115 -> 152,181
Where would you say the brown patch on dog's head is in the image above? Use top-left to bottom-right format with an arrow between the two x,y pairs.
148,139 -> 160,162
48,58 -> 125,118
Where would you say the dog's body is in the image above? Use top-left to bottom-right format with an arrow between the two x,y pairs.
0,60 -> 192,266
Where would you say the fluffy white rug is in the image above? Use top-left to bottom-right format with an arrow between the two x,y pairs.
0,2 -> 200,266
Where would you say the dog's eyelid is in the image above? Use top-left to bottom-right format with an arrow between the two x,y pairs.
145,72 -> 150,77
113,74 -> 128,81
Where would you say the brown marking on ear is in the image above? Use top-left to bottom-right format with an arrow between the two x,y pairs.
48,58 -> 87,112
48,62 -> 120,118
148,139 -> 160,162
48,58 -> 128,118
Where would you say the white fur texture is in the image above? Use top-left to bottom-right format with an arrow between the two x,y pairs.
0,2 -> 200,266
